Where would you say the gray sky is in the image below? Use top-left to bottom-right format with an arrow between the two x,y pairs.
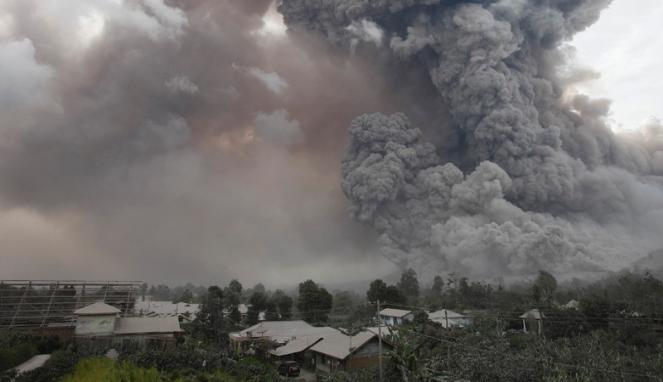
0,0 -> 660,287
570,0 -> 663,130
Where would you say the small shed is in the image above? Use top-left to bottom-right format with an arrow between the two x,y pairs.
74,302 -> 120,336
379,308 -> 413,326
520,309 -> 545,335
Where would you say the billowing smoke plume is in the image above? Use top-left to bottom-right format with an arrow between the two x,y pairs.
0,0 -> 400,284
280,0 -> 663,279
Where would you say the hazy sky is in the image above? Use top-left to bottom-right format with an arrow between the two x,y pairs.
0,0 -> 661,288
570,0 -> 663,130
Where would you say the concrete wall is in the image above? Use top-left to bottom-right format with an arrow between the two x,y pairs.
74,315 -> 117,336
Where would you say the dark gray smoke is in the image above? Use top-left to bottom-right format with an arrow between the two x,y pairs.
280,0 -> 663,279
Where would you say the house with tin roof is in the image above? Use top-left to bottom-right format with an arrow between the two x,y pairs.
74,302 -> 183,348
379,308 -> 413,326
307,330 -> 393,373
428,309 -> 472,328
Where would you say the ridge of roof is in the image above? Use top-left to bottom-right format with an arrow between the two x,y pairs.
309,331 -> 377,360
379,308 -> 411,317
74,302 -> 121,316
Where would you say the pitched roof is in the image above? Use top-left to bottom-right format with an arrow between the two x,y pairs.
520,309 -> 545,320
379,308 -> 411,318
366,326 -> 395,337
309,331 -> 377,360
428,309 -> 467,320
269,336 -> 324,357
113,317 -> 182,335
74,302 -> 121,316
231,321 -> 338,344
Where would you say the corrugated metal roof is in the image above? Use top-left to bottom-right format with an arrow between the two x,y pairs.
309,331 -> 376,360
379,308 -> 411,318
114,317 -> 182,335
74,302 -> 121,316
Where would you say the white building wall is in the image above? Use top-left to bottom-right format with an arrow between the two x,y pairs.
75,315 -> 117,336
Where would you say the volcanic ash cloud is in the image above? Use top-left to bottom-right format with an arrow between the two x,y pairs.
280,0 -> 663,279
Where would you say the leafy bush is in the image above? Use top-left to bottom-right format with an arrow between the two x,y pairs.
0,331 -> 61,372
62,358 -> 161,382
0,344 -> 38,372
121,345 -> 227,373
13,349 -> 80,382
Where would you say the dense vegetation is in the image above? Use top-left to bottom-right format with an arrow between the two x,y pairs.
0,332 -> 60,373
2,270 -> 663,381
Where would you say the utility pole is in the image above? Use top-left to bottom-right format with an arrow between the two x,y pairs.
376,300 -> 383,382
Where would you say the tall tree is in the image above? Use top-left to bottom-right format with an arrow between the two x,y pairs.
367,279 -> 388,303
193,286 -> 226,345
398,268 -> 420,304
431,276 -> 444,296
224,280 -> 243,325
271,289 -> 293,320
367,279 -> 406,306
228,279 -> 243,295
247,292 -> 268,325
297,280 -> 333,323
533,271 -> 557,305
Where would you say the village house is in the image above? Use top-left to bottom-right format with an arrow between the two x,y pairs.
231,320 -> 392,373
379,308 -> 413,326
428,309 -> 472,328
307,330 -> 392,374
229,320 -> 337,355
74,302 -> 183,348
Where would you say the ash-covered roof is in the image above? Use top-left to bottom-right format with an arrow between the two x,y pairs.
309,331 -> 376,360
269,335 -> 324,357
134,300 -> 199,318
428,309 -> 467,320
232,321 -> 340,345
379,308 -> 411,318
114,317 -> 182,335
74,302 -> 121,316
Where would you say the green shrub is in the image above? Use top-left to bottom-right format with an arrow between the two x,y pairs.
62,358 -> 162,382
0,331 -> 62,372
0,344 -> 38,372
13,349 -> 80,382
